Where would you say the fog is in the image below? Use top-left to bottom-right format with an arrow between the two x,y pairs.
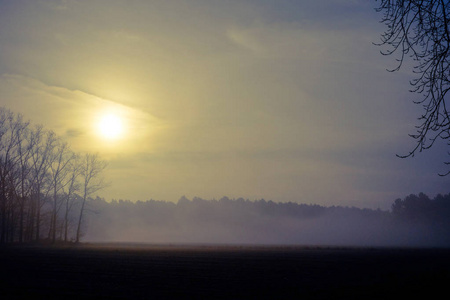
83,195 -> 450,247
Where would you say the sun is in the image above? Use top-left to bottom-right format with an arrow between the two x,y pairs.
97,113 -> 124,140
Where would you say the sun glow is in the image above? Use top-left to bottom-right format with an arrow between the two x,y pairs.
97,113 -> 124,140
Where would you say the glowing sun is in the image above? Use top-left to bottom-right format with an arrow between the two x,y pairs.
97,113 -> 124,139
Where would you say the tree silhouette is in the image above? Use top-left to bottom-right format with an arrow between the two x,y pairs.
28,127 -> 57,241
76,153 -> 108,243
376,0 -> 450,175
48,140 -> 76,243
0,107 -> 108,244
63,156 -> 82,242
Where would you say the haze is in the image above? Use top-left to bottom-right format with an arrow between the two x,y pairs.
0,0 -> 448,209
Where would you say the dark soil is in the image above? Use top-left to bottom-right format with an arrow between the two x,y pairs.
1,244 -> 449,299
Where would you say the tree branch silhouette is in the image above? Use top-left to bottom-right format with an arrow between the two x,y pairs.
375,0 -> 450,175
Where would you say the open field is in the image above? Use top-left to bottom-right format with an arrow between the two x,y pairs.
1,244 -> 449,299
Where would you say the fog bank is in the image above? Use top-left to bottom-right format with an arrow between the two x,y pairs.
84,195 -> 450,247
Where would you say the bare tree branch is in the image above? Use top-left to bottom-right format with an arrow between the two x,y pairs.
376,0 -> 450,175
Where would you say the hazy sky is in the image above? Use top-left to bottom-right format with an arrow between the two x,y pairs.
0,0 -> 448,209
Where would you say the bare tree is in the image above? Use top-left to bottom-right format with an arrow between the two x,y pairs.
15,119 -> 32,243
376,0 -> 450,175
0,108 -> 29,243
0,107 -> 109,244
62,155 -> 81,242
48,140 -> 76,243
28,127 -> 56,241
76,153 -> 108,243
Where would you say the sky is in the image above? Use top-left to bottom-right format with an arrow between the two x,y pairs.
0,0 -> 448,209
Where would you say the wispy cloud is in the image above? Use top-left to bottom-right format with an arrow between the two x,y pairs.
0,0 -> 448,208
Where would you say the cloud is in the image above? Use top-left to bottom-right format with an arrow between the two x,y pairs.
65,128 -> 84,138
0,0 -> 448,209
0,73 -> 160,156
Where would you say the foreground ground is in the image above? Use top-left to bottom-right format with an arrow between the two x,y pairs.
1,243 -> 449,299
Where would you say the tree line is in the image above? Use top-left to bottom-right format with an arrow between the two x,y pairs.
0,107 -> 107,244
84,193 -> 450,247
392,192 -> 450,227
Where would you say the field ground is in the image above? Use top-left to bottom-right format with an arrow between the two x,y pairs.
1,243 -> 449,299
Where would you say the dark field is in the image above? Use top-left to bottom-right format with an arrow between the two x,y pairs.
1,244 -> 449,299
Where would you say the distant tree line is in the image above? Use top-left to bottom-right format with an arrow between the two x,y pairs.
84,193 -> 450,247
392,193 -> 450,228
0,107 -> 107,244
